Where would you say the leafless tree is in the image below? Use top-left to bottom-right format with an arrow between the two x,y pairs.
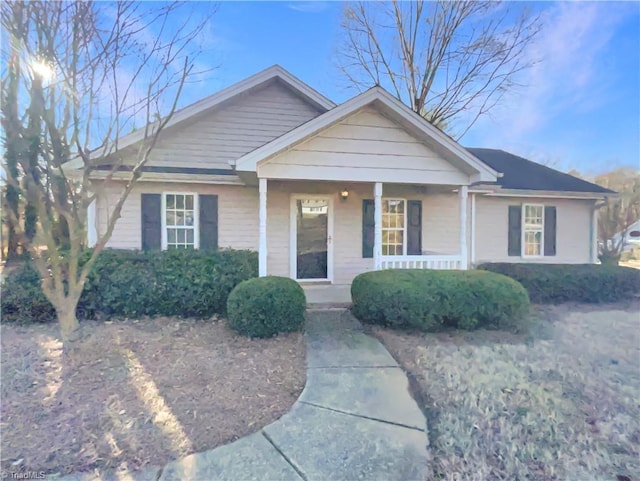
595,168 -> 640,264
1,1 -> 215,341
337,0 -> 541,137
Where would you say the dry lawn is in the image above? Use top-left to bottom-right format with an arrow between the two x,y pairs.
374,303 -> 640,481
1,317 -> 305,477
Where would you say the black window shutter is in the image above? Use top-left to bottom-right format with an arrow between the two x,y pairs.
508,205 -> 521,256
407,200 -> 422,255
200,194 -> 218,250
544,206 -> 557,256
362,199 -> 374,258
141,194 -> 161,251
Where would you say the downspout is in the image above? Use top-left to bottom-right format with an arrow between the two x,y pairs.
591,199 -> 607,264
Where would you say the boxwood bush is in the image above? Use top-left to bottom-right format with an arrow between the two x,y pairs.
351,269 -> 530,331
227,276 -> 306,338
478,263 -> 640,304
1,248 -> 258,323
1,261 -> 57,323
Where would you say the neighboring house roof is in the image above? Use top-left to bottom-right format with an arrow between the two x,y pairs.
467,148 -> 615,194
235,86 -> 500,184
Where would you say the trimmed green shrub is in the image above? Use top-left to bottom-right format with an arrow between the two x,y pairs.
1,248 -> 258,323
227,276 -> 306,338
351,269 -> 530,331
1,262 -> 56,323
478,263 -> 640,304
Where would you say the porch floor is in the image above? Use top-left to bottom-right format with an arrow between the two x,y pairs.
302,284 -> 351,307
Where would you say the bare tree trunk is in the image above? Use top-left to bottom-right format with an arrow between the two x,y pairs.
56,302 -> 81,341
1,1 -> 214,347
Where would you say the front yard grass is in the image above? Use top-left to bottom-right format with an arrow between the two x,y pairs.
373,302 -> 640,481
0,317 -> 305,477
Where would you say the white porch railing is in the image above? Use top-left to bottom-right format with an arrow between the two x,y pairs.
380,255 -> 463,270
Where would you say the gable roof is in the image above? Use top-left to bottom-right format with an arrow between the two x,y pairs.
235,87 -> 499,183
94,65 -> 335,159
467,148 -> 615,194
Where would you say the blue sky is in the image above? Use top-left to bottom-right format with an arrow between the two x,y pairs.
178,1 -> 639,175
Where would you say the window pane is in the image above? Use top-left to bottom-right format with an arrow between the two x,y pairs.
185,195 -> 194,210
176,211 -> 185,226
187,230 -> 194,243
185,213 -> 194,226
176,195 -> 184,209
396,212 -> 404,228
396,200 -> 404,214
396,231 -> 404,250
524,231 -> 542,255
166,195 -> 175,209
178,229 -> 186,243
168,229 -> 176,244
166,211 -> 176,226
525,205 -> 543,225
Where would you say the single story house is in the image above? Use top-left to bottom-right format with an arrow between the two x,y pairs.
84,65 -> 614,295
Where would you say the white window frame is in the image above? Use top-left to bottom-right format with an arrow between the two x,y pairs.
161,192 -> 199,250
521,203 -> 544,258
382,198 -> 407,256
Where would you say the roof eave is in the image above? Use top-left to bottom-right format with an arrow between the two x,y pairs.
483,188 -> 617,200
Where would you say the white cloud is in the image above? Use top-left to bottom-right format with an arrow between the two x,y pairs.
463,2 -> 630,165
287,2 -> 329,14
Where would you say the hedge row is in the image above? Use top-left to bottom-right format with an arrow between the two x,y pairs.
351,269 -> 530,331
1,249 -> 258,323
478,263 -> 640,304
227,276 -> 306,338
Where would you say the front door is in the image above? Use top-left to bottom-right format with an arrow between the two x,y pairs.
291,196 -> 333,281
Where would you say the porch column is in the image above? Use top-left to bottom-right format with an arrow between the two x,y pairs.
470,193 -> 476,266
459,185 -> 468,270
259,178 -> 268,277
374,182 -> 383,270
87,199 -> 98,248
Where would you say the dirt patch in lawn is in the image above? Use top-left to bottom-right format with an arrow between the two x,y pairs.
1,317 -> 305,477
373,302 -> 640,481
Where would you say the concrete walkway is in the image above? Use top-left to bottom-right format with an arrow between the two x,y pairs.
58,310 -> 430,481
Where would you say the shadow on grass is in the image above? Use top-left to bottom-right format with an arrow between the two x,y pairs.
0,317 -> 305,478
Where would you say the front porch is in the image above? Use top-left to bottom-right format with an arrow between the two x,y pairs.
256,179 -> 470,284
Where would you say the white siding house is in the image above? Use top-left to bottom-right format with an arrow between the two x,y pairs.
85,65 -> 614,290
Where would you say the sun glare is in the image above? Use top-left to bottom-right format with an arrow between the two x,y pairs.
30,59 -> 55,84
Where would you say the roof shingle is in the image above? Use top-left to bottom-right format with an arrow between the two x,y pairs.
466,148 -> 614,194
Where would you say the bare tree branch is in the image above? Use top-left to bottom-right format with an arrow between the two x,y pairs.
336,0 -> 541,138
1,0 -> 216,341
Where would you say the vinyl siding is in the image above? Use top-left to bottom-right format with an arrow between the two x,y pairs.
96,183 -> 259,250
474,196 -> 594,264
259,108 -> 469,185
138,80 -> 323,171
